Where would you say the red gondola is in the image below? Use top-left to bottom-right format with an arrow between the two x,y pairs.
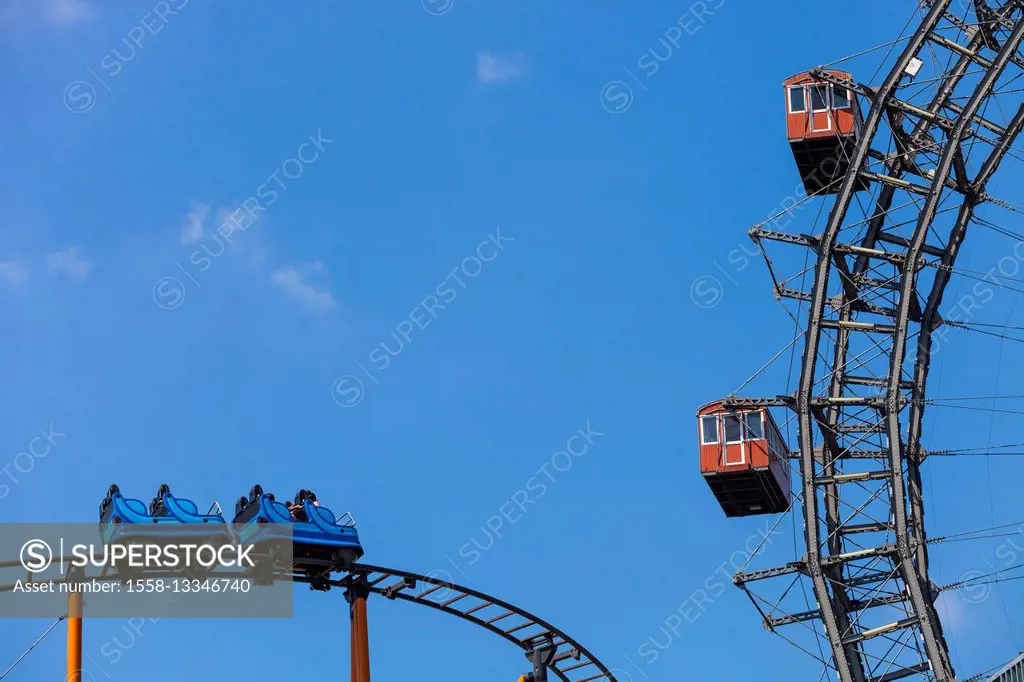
784,69 -> 867,195
697,400 -> 791,517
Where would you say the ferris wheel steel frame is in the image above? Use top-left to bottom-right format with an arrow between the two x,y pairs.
734,1 -> 1024,681
0,556 -> 616,682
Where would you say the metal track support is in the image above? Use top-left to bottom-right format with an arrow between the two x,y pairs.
347,578 -> 372,682
67,587 -> 83,682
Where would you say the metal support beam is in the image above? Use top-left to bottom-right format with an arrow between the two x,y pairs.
347,578 -> 372,682
521,637 -> 558,682
905,88 -> 1024,608
874,232 -> 947,258
67,588 -> 83,682
883,11 -> 1024,681
738,4 -> 1024,680
791,4 -> 952,681
722,396 -> 795,408
872,663 -> 933,682
734,562 -> 806,585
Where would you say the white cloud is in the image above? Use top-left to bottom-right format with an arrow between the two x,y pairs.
181,201 -> 210,245
935,591 -> 970,635
0,0 -> 92,27
214,204 -> 263,243
0,260 -> 28,288
44,0 -> 92,25
271,261 -> 336,312
476,51 -> 526,84
46,247 -> 93,280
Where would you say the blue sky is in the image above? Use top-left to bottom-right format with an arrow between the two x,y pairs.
2,1 -> 1024,680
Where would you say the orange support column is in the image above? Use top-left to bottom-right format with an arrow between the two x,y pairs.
347,579 -> 371,682
66,589 -> 83,682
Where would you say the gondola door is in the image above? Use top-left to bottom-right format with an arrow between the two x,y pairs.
722,413 -> 746,466
809,83 -> 833,134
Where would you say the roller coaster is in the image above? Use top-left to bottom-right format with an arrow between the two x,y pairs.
0,484 -> 618,682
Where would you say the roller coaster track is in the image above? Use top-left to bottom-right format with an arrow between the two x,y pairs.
319,564 -> 617,682
735,1 -> 1024,680
0,558 -> 616,682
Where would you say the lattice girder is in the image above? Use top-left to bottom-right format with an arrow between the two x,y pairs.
739,2 -> 1024,681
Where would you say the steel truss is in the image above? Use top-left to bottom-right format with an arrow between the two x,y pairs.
738,1 -> 1024,680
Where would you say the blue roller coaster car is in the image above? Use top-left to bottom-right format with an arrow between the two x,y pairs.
233,485 -> 363,572
99,484 -> 233,547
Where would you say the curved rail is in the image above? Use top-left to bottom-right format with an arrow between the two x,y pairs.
306,563 -> 616,682
740,2 -> 1024,681
0,558 -> 616,682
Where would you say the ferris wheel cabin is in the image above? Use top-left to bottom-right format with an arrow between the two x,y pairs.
697,401 -> 792,517
785,70 -> 868,196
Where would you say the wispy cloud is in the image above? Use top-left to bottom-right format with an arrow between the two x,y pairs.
44,0 -> 92,25
476,51 -> 526,85
0,260 -> 28,288
46,247 -> 93,280
936,592 -> 971,635
181,201 -> 210,245
271,261 -> 336,312
0,0 -> 93,28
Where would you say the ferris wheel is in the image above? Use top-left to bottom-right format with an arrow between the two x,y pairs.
698,1 -> 1024,680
